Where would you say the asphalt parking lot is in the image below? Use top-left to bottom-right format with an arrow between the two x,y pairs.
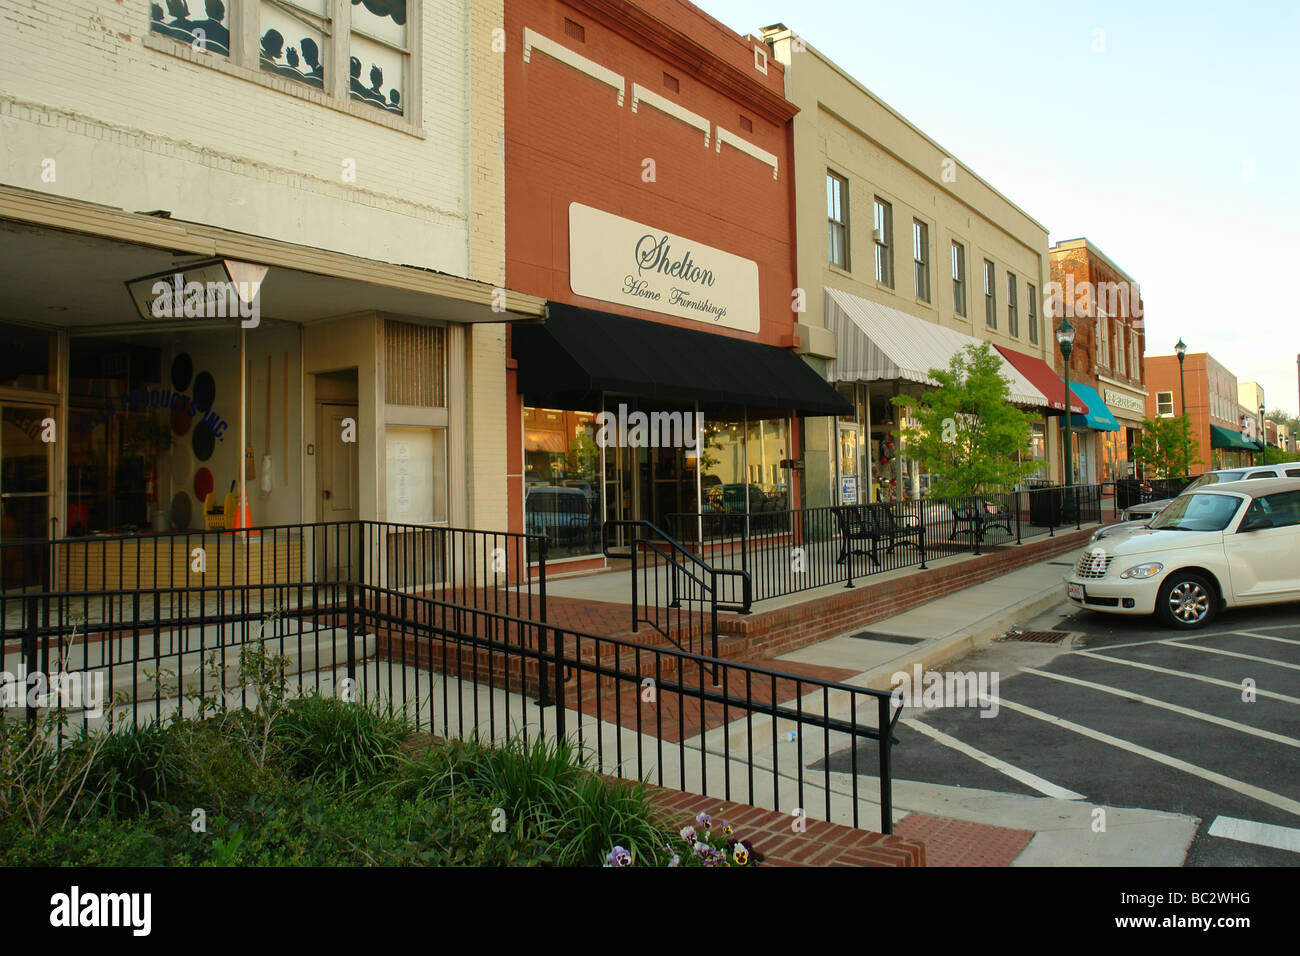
881,600 -> 1300,866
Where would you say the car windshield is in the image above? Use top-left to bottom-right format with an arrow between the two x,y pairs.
1183,471 -> 1246,492
1148,492 -> 1243,532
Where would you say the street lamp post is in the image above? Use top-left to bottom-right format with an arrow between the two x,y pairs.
1260,403 -> 1267,464
1056,318 -> 1077,521
1175,338 -> 1188,473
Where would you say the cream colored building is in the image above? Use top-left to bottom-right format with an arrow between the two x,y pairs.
762,25 -> 1060,506
0,0 -> 541,571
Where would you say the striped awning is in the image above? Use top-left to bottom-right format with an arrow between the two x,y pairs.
824,287 -> 1050,408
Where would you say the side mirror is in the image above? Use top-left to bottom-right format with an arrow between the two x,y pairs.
1239,517 -> 1273,533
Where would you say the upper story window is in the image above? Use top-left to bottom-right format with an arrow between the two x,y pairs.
1130,328 -> 1140,379
874,198 -> 893,288
1115,321 -> 1126,376
951,242 -> 966,317
827,172 -> 849,269
1097,312 -> 1110,367
913,220 -> 930,302
983,260 -> 996,329
150,0 -> 413,122
1027,283 -> 1038,344
1006,273 -> 1018,337
1157,391 -> 1174,417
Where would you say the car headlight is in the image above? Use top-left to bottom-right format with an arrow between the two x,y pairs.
1120,562 -> 1163,580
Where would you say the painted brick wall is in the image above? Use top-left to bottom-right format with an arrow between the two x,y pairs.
0,0 -> 478,275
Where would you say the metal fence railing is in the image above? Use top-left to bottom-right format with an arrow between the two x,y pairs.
3,581 -> 903,835
666,484 -> 1116,607
1,520 -> 548,635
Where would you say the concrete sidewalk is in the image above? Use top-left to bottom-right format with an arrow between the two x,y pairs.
769,544 -> 1201,866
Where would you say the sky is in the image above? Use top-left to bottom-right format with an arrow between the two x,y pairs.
698,0 -> 1300,417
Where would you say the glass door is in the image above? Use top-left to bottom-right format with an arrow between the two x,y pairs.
1,403 -> 54,590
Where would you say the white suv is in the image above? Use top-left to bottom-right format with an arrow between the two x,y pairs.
1122,464 -> 1300,523
1064,477 -> 1300,628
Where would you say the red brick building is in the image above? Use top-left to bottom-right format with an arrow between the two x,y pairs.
1048,239 -> 1147,482
504,0 -> 846,565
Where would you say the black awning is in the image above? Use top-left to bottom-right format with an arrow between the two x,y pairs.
512,303 -> 851,417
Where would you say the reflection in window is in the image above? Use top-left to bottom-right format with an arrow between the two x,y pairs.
700,419 -> 745,514
151,0 -> 231,57
0,324 -> 56,391
260,0 -> 327,89
523,408 -> 600,558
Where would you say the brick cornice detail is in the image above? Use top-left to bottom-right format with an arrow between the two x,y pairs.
564,0 -> 799,125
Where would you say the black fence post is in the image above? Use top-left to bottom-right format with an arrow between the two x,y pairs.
537,536 -> 548,625
917,499 -> 928,571
877,695 -> 893,835
552,626 -> 566,740
23,595 -> 38,727
1015,490 -> 1022,545
345,582 -> 357,687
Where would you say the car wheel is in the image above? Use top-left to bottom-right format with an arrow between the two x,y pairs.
1156,572 -> 1218,629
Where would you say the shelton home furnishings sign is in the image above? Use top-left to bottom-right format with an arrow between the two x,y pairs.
568,203 -> 760,334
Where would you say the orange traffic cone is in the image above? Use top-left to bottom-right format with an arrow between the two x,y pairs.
229,493 -> 260,536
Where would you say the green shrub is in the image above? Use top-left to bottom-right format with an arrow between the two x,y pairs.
273,694 -> 409,791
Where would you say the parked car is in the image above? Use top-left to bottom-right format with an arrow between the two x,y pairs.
1121,464 -> 1300,523
524,486 -> 593,542
1063,477 -> 1300,629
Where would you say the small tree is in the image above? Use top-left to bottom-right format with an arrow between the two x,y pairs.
891,342 -> 1042,497
1130,415 -> 1200,477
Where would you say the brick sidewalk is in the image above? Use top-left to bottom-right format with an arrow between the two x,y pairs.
893,812 -> 1034,866
644,785 -> 926,867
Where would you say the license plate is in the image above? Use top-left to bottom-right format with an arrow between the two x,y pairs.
1067,582 -> 1086,601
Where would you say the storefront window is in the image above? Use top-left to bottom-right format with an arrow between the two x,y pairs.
745,417 -> 790,510
1028,422 -> 1048,482
384,426 -> 446,525
700,418 -> 745,513
523,407 -> 600,558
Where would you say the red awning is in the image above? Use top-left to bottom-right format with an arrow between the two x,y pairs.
994,346 -> 1088,414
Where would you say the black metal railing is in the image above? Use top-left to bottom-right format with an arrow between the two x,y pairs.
1,520 -> 547,623
601,519 -> 751,660
666,484 -> 1111,605
1113,475 -> 1196,511
4,581 -> 903,835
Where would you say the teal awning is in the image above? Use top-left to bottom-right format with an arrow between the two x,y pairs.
1211,425 -> 1262,451
1067,382 -> 1121,432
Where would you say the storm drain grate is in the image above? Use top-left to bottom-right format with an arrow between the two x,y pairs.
996,630 -> 1070,644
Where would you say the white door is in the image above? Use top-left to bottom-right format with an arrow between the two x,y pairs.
1224,490 -> 1300,603
317,403 -> 360,581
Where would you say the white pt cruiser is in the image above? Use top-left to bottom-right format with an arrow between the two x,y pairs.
1063,477 -> 1300,629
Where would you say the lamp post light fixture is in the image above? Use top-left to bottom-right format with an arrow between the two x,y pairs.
1260,403 -> 1267,462
1056,317 -> 1077,520
1175,338 -> 1189,473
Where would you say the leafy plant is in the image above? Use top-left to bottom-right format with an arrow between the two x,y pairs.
1130,414 -> 1200,477
891,342 -> 1042,497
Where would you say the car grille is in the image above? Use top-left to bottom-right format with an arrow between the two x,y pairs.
1075,551 -> 1114,579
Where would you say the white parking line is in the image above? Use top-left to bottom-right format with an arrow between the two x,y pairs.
1020,667 -> 1300,750
1162,639 -> 1300,671
1074,650 -> 1300,705
1235,630 -> 1300,646
993,696 -> 1300,819
1208,815 -> 1300,854
901,716 -> 1085,801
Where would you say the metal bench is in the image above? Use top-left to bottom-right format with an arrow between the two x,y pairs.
833,504 -> 880,567
950,497 -> 1013,545
834,503 -> 925,567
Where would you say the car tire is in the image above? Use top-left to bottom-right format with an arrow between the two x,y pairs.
1155,571 -> 1218,629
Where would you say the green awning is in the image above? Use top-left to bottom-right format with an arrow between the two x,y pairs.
1210,424 -> 1260,451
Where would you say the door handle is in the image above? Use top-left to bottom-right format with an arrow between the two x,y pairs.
323,489 -> 332,500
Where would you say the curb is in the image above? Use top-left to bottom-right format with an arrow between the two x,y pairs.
854,565 -> 1082,692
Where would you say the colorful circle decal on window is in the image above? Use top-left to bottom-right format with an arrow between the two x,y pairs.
192,422 -> 215,461
194,467 -> 214,503
170,403 -> 193,436
169,491 -> 192,530
171,352 -> 193,392
193,371 -> 216,411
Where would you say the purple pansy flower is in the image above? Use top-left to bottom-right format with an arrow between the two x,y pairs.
606,845 -> 632,867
